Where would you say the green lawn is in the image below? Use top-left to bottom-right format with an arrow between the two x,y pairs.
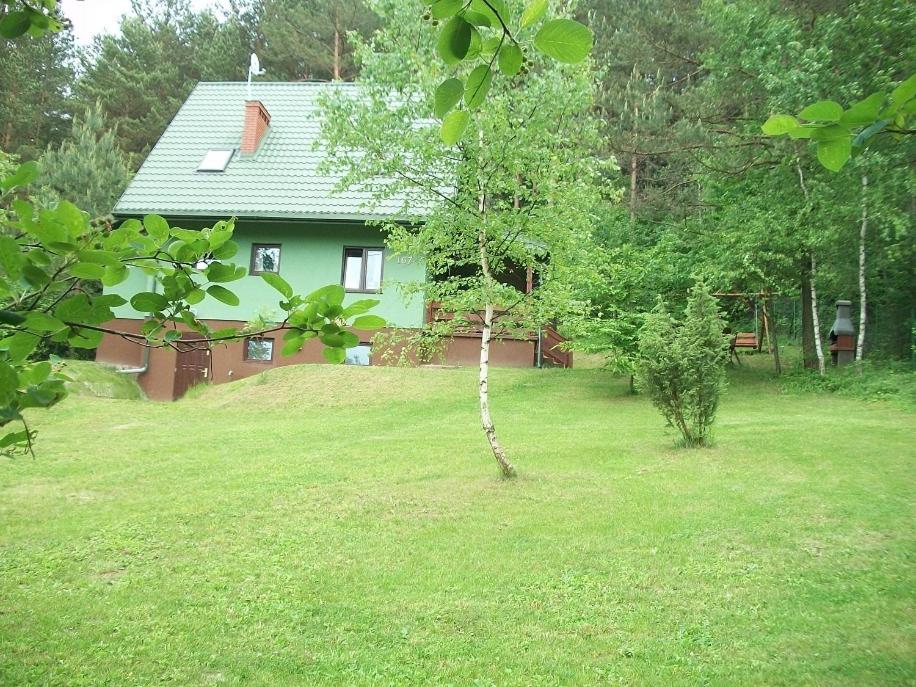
1,361 -> 914,686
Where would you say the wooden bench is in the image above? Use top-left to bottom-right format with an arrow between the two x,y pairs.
730,332 -> 758,363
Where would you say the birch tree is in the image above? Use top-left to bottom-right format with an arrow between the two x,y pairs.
321,0 -> 605,477
794,157 -> 825,374
856,174 -> 867,360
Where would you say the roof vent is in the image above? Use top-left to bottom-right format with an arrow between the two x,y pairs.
197,148 -> 234,172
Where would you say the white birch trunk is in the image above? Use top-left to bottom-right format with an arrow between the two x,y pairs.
479,299 -> 515,478
810,254 -> 825,375
477,185 -> 515,478
795,158 -> 825,374
333,27 -> 341,80
857,174 -> 867,361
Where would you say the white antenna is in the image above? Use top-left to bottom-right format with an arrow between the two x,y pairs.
247,53 -> 265,99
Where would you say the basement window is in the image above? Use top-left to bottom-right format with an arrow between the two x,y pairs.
345,344 -> 372,366
197,148 -> 234,172
244,337 -> 274,362
250,244 -> 281,274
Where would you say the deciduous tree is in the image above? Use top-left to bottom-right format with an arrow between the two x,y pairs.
321,0 -> 602,477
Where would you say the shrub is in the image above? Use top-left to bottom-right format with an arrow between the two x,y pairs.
637,284 -> 730,447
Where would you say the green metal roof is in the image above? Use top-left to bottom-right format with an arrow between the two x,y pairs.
114,81 -> 420,221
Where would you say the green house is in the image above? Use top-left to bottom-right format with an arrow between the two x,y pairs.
96,81 -> 569,400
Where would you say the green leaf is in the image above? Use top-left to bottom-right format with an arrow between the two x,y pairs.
101,265 -> 129,286
0,430 -> 30,450
95,294 -> 128,308
464,65 -> 493,110
840,93 -> 885,126
67,327 -> 104,349
143,214 -> 170,242
210,239 -> 239,260
308,283 -> 346,307
481,36 -> 502,56
441,110 -> 470,145
206,262 -> 246,283
76,249 -> 120,267
534,19 -> 593,64
0,310 -> 25,325
520,0 -> 548,29
209,327 -> 239,340
1,161 -> 39,192
469,0 -> 507,26
498,44 -> 523,76
787,125 -> 816,139
70,263 -> 106,280
437,16 -> 472,65
890,73 -> 916,108
434,78 -> 464,118
282,334 -> 305,356
340,331 -> 360,348
52,295 -> 92,324
810,124 -> 849,141
798,100 -> 843,122
23,361 -> 51,386
761,114 -> 799,136
319,331 -> 345,347
261,272 -> 293,298
0,10 -> 30,39
22,263 -> 49,287
206,226 -> 233,249
186,288 -> 206,305
0,332 -> 39,363
342,299 -> 380,317
322,346 -> 346,364
130,291 -> 169,312
0,360 -> 19,407
352,315 -> 387,330
24,312 -> 65,333
431,0 -> 463,19
462,10 -> 492,27
817,137 -> 852,172
0,236 -> 25,280
206,285 -> 240,306
170,227 -> 202,243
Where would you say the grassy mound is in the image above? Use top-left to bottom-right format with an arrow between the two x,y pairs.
59,359 -> 145,400
184,362 -> 479,410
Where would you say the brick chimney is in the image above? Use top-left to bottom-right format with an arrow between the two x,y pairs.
241,100 -> 270,154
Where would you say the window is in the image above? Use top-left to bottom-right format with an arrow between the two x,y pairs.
342,247 -> 383,292
244,337 -> 274,362
345,344 -> 372,366
250,244 -> 281,274
197,149 -> 234,172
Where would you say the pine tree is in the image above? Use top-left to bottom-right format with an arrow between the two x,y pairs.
0,20 -> 75,159
637,283 -> 729,447
75,1 -> 252,158
38,106 -> 132,218
257,0 -> 379,81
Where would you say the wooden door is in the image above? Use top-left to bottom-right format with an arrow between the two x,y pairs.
174,344 -> 210,399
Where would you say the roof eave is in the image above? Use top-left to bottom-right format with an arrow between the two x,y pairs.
112,208 -> 423,224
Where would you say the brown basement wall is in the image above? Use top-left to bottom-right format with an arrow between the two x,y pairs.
95,318 -> 542,401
